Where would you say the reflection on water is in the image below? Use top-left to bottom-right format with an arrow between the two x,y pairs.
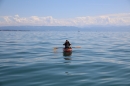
63,52 -> 72,57
63,52 -> 72,64
63,52 -> 72,75
64,57 -> 71,60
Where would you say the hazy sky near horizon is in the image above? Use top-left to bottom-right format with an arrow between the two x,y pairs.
0,0 -> 130,26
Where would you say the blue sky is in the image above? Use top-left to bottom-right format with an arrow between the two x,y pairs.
0,0 -> 130,26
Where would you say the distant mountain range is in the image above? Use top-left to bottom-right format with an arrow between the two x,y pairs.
0,26 -> 130,31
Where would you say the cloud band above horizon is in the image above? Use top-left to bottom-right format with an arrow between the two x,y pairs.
0,13 -> 130,26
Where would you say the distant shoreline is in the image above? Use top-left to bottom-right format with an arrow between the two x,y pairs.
0,26 -> 130,32
0,30 -> 30,31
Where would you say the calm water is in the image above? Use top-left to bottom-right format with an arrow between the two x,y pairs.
0,31 -> 130,86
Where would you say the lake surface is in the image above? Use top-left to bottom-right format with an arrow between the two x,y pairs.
0,31 -> 130,86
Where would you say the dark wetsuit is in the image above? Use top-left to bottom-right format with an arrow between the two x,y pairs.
63,42 -> 71,48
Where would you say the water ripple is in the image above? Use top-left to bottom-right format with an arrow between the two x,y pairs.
0,31 -> 130,86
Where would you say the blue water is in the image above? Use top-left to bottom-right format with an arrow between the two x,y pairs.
0,31 -> 130,86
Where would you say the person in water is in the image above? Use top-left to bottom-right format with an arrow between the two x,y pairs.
63,40 -> 71,49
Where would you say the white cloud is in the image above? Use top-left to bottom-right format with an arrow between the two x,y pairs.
0,13 -> 130,26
